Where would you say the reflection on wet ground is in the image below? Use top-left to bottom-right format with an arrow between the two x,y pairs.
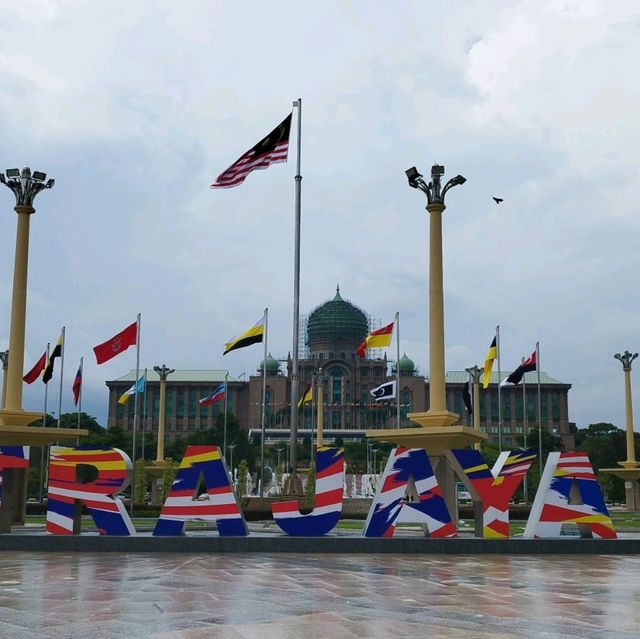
1,552 -> 639,638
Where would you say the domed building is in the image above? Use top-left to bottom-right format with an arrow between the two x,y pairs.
243,287 -> 427,440
106,288 -> 574,450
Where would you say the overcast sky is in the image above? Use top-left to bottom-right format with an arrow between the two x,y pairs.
1,1 -> 639,431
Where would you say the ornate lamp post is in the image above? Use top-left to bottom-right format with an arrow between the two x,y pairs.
405,164 -> 466,425
367,164 -> 485,522
603,351 -> 640,510
0,167 -> 53,424
465,365 -> 483,450
148,364 -> 174,504
614,351 -> 638,469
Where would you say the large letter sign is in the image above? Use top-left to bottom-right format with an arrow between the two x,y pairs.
272,447 -> 345,536
447,448 -> 536,538
154,446 -> 247,536
46,446 -> 135,535
0,446 -> 30,500
363,448 -> 456,538
524,451 -> 617,539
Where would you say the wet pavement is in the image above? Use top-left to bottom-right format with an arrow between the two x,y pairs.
1,552 -> 639,638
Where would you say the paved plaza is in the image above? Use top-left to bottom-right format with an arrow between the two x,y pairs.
0,552 -> 639,638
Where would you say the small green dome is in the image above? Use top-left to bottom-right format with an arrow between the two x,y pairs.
306,286 -> 368,350
398,352 -> 415,373
259,352 -> 280,375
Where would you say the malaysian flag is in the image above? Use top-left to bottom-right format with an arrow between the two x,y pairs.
210,113 -> 292,188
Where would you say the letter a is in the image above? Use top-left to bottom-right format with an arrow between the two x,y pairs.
46,446 -> 135,535
524,451 -> 616,539
154,445 -> 247,536
363,448 -> 455,538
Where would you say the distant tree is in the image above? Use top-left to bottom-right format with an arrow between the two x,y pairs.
303,462 -> 316,508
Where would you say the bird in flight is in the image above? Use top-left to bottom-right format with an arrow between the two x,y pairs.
493,197 -> 504,204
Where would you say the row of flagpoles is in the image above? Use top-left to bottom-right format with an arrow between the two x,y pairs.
475,326 -> 544,465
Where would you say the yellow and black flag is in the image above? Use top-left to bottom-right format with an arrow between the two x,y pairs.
223,316 -> 265,355
481,336 -> 497,389
297,383 -> 312,408
43,334 -> 63,384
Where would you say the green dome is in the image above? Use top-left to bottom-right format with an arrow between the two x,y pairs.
306,287 -> 368,350
398,352 -> 415,373
259,352 -> 280,375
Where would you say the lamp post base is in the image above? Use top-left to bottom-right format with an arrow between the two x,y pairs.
366,420 -> 487,524
601,464 -> 640,511
147,461 -> 172,505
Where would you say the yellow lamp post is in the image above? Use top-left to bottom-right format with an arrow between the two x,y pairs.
0,167 -> 87,531
0,350 -> 8,410
367,164 -> 485,520
148,364 -> 174,504
0,167 -> 87,442
602,350 -> 640,510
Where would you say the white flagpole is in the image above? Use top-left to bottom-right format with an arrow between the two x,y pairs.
130,313 -> 141,515
260,308 -> 268,508
141,367 -> 148,460
310,374 -> 316,461
39,342 -> 50,502
76,357 -> 83,446
522,357 -> 528,504
288,98 -> 302,491
536,341 -> 543,471
496,324 -> 502,450
223,371 -> 229,460
395,312 -> 400,429
57,326 -> 65,428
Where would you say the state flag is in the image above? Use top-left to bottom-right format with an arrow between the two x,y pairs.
463,380 -> 473,414
502,351 -> 537,386
117,375 -> 145,405
481,336 -> 497,389
297,383 -> 312,408
23,351 -> 47,384
199,384 -> 225,407
210,113 -> 292,189
72,365 -> 82,406
224,316 -> 265,355
42,335 -> 63,384
370,380 -> 396,401
357,321 -> 394,358
94,321 -> 137,365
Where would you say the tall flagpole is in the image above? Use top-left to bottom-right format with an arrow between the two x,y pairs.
288,97 -> 302,492
496,324 -> 502,450
223,370 -> 229,460
39,342 -> 50,502
141,367 -> 148,460
260,307 -> 268,507
536,341 -> 543,471
310,374 -> 316,460
395,312 -> 400,429
76,357 -> 83,446
522,357 -> 528,504
130,312 -> 141,515
56,326 -> 65,428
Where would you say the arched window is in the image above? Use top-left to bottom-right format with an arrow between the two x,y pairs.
265,386 -> 273,416
401,388 -> 412,420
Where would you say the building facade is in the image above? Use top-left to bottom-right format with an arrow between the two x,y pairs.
106,289 -> 574,450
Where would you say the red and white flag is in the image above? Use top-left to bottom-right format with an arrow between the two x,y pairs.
93,321 -> 137,365
210,113 -> 292,189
